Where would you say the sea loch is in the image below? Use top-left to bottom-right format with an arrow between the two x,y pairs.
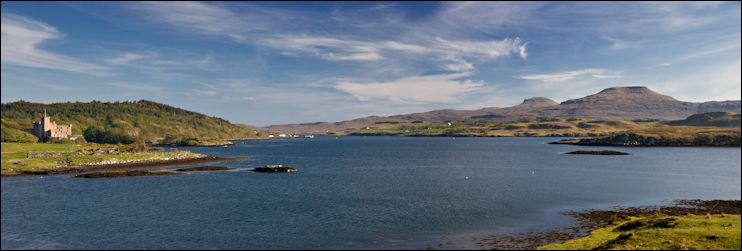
2,136 -> 740,249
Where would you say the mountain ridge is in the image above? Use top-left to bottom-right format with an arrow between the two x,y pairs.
265,86 -> 741,134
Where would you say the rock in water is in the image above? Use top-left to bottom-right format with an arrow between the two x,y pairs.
252,165 -> 297,173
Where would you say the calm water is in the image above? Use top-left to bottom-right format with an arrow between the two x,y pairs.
2,137 -> 740,249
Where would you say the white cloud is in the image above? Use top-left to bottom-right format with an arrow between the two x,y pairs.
127,2 -> 529,71
434,37 -> 528,60
131,1 -> 254,36
109,82 -> 162,92
260,35 -> 412,62
518,69 -> 621,82
106,53 -> 152,64
1,13 -> 108,75
105,51 -> 212,72
437,2 -> 544,33
190,89 -> 217,96
258,34 -> 528,73
334,72 -> 486,103
657,60 -> 741,102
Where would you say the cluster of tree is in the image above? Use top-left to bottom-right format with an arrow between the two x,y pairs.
1,100 -> 258,144
83,126 -> 134,144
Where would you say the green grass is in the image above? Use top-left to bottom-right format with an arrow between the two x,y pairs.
539,214 -> 741,250
347,118 -> 660,137
1,100 -> 261,144
576,126 -> 741,146
1,142 -> 204,175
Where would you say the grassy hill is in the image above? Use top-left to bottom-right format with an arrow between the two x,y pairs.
568,126 -> 741,147
1,100 -> 258,144
666,112 -> 741,127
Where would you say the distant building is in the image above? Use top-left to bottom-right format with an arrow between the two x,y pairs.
32,110 -> 72,142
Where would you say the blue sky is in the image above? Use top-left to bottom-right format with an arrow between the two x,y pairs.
1,2 -> 740,126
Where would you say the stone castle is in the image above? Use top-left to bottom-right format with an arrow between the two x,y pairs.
33,110 -> 72,141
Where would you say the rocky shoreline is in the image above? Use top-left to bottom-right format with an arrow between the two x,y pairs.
551,131 -> 741,147
2,156 -> 242,177
466,199 -> 741,250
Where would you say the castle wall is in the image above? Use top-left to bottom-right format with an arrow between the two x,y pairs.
32,116 -> 73,141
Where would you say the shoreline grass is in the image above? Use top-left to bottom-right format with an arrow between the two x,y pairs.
539,214 -> 741,250
1,142 -> 206,176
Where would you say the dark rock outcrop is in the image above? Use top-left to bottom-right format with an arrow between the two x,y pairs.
252,165 -> 297,173
573,132 -> 741,147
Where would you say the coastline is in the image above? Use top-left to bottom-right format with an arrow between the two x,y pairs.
1,156 -> 244,177
462,199 -> 741,250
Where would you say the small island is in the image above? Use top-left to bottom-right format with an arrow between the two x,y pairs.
565,150 -> 629,155
252,165 -> 297,173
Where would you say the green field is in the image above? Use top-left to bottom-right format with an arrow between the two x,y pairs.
1,142 -> 204,175
572,126 -> 741,146
346,118 -> 660,137
539,214 -> 741,250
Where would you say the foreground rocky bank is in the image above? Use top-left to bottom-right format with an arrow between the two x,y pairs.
4,156 -> 237,177
465,200 -> 741,250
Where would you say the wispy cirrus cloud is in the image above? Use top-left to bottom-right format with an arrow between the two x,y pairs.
258,34 -> 527,74
334,72 -> 486,103
129,1 -> 257,36
108,82 -> 162,92
517,69 -> 621,82
105,52 -> 153,64
1,13 -> 109,75
128,2 -> 528,73
105,52 -> 211,72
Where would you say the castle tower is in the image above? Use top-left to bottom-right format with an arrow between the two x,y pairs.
42,109 -> 51,131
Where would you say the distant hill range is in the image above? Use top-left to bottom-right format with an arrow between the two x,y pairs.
266,86 -> 741,134
667,111 -> 741,127
1,100 -> 256,143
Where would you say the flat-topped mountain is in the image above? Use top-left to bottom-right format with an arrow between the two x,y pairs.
518,97 -> 559,108
265,86 -> 741,134
538,86 -> 699,119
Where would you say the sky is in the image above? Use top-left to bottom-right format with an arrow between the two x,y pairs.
1,2 -> 740,126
